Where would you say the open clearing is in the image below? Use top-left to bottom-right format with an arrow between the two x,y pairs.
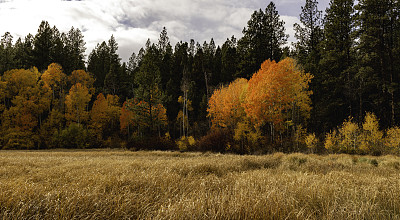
0,150 -> 400,219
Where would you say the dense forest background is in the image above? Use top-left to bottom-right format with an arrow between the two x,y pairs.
1,0 -> 400,154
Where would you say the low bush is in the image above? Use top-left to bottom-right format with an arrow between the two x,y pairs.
53,123 -> 89,148
195,128 -> 233,153
127,136 -> 177,151
176,136 -> 196,152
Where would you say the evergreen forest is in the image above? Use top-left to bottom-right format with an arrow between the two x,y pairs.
1,0 -> 400,155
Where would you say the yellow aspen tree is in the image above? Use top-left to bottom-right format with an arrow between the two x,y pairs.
360,112 -> 383,154
65,83 -> 91,126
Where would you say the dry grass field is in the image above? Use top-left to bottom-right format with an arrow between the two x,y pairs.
0,150 -> 399,219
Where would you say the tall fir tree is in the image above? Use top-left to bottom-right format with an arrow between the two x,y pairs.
355,0 -> 399,127
87,41 -> 110,92
294,0 -> 324,133
33,21 -> 53,71
314,0 -> 355,133
220,36 -> 238,84
104,35 -> 122,95
238,2 -> 288,78
293,0 -> 324,74
0,32 -> 15,75
133,42 -> 164,135
63,27 -> 86,74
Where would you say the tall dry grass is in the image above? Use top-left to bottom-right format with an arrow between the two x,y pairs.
0,150 -> 399,219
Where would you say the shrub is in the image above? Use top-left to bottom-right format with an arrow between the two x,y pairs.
103,135 -> 124,148
196,128 -> 233,153
127,136 -> 177,151
53,123 -> 89,148
305,133 -> 318,153
339,118 -> 360,153
176,136 -> 196,152
2,130 -> 38,150
324,130 -> 340,153
360,112 -> 383,154
385,127 -> 400,154
233,121 -> 262,154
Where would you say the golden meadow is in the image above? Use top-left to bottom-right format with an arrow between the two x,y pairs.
1,150 -> 399,219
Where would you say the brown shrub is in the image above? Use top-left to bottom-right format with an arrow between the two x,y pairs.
195,128 -> 233,153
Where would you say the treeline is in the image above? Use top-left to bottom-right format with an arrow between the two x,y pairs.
0,0 -> 400,154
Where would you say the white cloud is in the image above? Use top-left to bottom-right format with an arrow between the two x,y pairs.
0,0 -> 314,62
281,15 -> 301,46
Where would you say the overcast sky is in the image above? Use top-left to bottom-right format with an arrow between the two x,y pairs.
0,0 -> 330,62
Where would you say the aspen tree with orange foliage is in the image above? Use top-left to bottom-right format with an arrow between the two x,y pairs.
89,93 -> 121,141
207,58 -> 313,152
245,58 -> 313,131
120,101 -> 135,136
207,78 -> 248,129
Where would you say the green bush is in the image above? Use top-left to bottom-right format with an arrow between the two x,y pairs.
53,123 -> 89,149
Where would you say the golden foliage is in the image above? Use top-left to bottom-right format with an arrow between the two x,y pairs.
207,78 -> 248,128
69,69 -> 95,94
305,133 -> 318,149
245,58 -> 313,129
360,112 -> 383,153
324,113 -> 386,154
339,118 -> 360,153
90,93 -> 121,139
41,63 -> 66,90
65,83 -> 92,125
385,127 -> 400,153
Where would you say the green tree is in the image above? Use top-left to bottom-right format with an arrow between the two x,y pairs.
33,21 -> 53,71
238,2 -> 288,78
355,0 -> 399,127
0,32 -> 15,74
104,35 -> 122,95
314,0 -> 355,133
63,27 -> 86,74
13,34 -> 34,70
133,42 -> 165,135
88,41 -> 110,92
220,36 -> 238,84
293,0 -> 324,73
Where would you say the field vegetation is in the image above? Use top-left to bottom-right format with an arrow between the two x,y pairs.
1,150 -> 399,219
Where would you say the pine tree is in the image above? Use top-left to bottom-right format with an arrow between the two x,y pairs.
0,32 -> 15,74
315,0 -> 355,133
293,0 -> 324,74
221,36 -> 238,84
50,26 -> 65,67
238,2 -> 288,78
133,42 -> 164,135
64,27 -> 86,74
33,21 -> 53,71
355,0 -> 398,127
87,41 -> 110,92
104,35 -> 123,96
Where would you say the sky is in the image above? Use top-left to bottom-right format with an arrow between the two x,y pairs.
0,0 -> 330,62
